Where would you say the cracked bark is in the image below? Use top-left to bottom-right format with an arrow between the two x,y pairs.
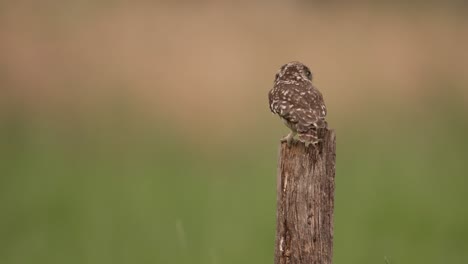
274,128 -> 336,264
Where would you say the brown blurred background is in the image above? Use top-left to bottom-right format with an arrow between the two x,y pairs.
1,1 -> 468,264
2,1 -> 468,137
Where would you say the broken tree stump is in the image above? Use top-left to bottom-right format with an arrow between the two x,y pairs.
274,128 -> 336,264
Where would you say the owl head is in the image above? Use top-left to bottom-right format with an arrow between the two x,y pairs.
274,61 -> 313,83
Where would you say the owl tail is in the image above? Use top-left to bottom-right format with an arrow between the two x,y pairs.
298,129 -> 319,145
315,119 -> 328,128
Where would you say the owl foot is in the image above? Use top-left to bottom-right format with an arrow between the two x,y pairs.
281,132 -> 297,146
303,139 -> 322,148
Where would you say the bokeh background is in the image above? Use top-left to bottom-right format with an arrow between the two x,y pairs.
1,1 -> 468,263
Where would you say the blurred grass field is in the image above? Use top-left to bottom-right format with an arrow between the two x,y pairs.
1,90 -> 467,264
1,1 -> 468,264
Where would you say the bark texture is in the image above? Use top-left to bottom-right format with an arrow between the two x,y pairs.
275,128 -> 336,264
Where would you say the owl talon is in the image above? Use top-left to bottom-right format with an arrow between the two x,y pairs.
303,140 -> 320,148
281,132 -> 296,146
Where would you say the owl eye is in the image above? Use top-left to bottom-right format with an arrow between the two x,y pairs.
304,69 -> 312,80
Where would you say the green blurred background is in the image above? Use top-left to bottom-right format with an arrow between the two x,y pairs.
1,1 -> 468,263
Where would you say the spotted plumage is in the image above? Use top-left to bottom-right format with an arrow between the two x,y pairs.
268,61 -> 327,146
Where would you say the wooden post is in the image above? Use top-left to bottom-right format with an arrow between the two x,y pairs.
274,128 -> 336,264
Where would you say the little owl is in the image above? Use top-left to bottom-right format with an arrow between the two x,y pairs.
268,61 -> 327,146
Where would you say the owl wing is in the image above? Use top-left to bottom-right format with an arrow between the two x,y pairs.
306,85 -> 327,128
271,83 -> 327,131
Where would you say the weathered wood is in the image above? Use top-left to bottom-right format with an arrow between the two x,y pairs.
275,128 -> 336,264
